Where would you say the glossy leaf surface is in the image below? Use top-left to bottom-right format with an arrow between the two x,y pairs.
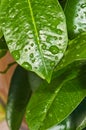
26,33 -> 86,130
64,0 -> 86,39
59,0 -> 67,9
49,98 -> 86,130
71,98 -> 86,130
26,60 -> 86,130
55,33 -> 86,71
0,0 -> 68,82
6,66 -> 32,130
0,36 -> 8,58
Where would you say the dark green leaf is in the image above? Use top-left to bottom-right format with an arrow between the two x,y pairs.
71,98 -> 86,130
64,0 -> 86,39
0,0 -> 68,82
28,71 -> 43,92
59,0 -> 67,9
6,65 -> 32,130
0,36 -> 8,58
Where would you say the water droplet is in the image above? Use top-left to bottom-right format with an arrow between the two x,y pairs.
50,61 -> 55,67
31,43 -> 34,47
55,56 -> 58,60
49,45 -> 59,54
12,50 -> 20,60
32,59 -> 35,63
25,48 -> 28,52
75,14 -> 78,17
42,44 -> 46,50
22,62 -> 32,70
73,25 -> 77,29
76,45 -> 80,49
49,113 -> 52,117
59,37 -> 62,40
78,28 -> 83,33
57,29 -> 63,35
76,54 -> 80,57
30,53 -> 34,58
81,3 -> 86,8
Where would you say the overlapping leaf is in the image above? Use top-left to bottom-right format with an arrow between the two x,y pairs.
55,33 -> 86,71
49,98 -> 86,130
0,0 -> 68,82
64,0 -> 86,39
26,33 -> 86,130
6,66 -> 32,130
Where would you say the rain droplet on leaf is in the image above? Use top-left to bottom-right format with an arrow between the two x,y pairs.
49,45 -> 59,54
22,62 -> 32,70
12,50 -> 20,60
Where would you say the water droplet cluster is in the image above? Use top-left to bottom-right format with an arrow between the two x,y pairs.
1,0 -> 68,77
73,1 -> 86,34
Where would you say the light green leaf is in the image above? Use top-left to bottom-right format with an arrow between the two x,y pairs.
55,33 -> 86,71
0,36 -> 8,58
26,60 -> 86,130
6,66 -> 32,130
0,0 -> 68,82
64,0 -> 86,39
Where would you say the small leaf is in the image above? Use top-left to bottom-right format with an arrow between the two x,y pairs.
26,60 -> 86,130
0,36 -> 8,58
0,0 -> 68,82
6,66 -> 32,130
64,0 -> 86,39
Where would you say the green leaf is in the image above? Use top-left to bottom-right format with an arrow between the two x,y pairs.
48,116 -> 71,130
59,0 -> 67,9
64,0 -> 86,39
0,28 -> 3,39
0,0 -> 68,82
0,0 -> 3,38
49,98 -> 86,130
55,33 -> 86,71
26,60 -> 86,130
28,71 -> 43,92
71,98 -> 86,130
0,36 -> 8,58
6,65 -> 32,130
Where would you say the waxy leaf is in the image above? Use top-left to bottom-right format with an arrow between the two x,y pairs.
64,0 -> 86,39
0,28 -> 3,38
26,33 -> 86,130
26,60 -> 86,130
6,66 -> 32,130
59,0 -> 67,9
0,36 -> 8,58
71,98 -> 86,130
55,33 -> 86,71
49,98 -> 86,130
0,0 -> 68,82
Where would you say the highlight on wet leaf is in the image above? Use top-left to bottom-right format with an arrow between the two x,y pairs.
0,0 -> 68,82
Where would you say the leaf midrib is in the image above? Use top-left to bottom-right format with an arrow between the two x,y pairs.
38,76 -> 82,130
27,0 -> 48,78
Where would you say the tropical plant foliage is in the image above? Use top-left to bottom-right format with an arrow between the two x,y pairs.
0,0 -> 86,130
